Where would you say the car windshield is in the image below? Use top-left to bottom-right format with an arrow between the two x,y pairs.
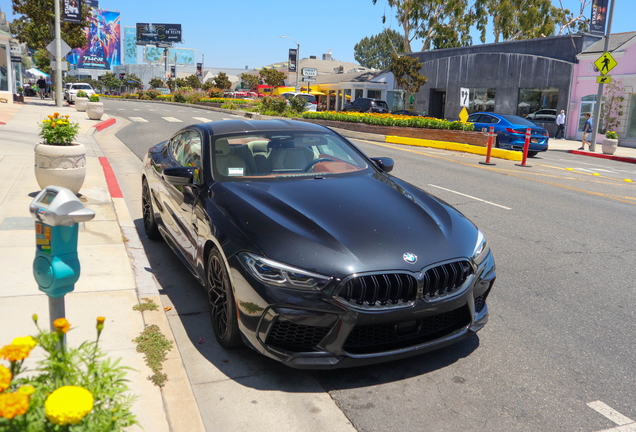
371,100 -> 388,109
500,115 -> 538,127
73,84 -> 92,90
212,131 -> 372,181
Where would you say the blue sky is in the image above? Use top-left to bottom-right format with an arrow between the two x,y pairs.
2,0 -> 633,69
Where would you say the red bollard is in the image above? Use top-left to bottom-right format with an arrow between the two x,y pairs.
479,126 -> 497,166
515,128 -> 532,168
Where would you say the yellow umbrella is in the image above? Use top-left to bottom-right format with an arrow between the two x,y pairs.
309,90 -> 325,95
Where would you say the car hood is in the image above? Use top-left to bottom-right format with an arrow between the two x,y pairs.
214,173 -> 480,278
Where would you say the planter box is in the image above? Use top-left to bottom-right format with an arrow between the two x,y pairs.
13,94 -> 24,103
296,118 -> 489,147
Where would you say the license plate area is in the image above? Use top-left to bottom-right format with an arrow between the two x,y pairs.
531,138 -> 538,143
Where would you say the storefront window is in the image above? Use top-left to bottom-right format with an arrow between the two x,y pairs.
367,89 -> 382,100
355,89 -> 363,99
517,87 -> 559,122
467,88 -> 496,114
0,44 -> 8,92
626,95 -> 636,139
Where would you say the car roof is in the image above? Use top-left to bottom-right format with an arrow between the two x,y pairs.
193,119 -> 331,136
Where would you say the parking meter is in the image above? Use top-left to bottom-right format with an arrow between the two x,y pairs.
29,186 -> 95,298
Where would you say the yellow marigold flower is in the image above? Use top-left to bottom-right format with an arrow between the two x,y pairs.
17,385 -> 35,396
12,336 -> 36,350
45,386 -> 94,425
0,344 -> 31,362
53,318 -> 70,334
0,392 -> 29,419
0,365 -> 11,393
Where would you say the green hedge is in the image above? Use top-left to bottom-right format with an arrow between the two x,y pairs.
302,112 -> 475,131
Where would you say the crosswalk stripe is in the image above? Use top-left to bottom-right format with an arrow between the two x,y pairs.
193,117 -> 213,123
129,117 -> 148,122
162,117 -> 183,122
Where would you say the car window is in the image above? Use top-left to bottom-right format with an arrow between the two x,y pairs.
479,115 -> 499,124
171,131 -> 202,168
372,100 -> 389,109
501,115 -> 538,127
73,84 -> 92,90
297,94 -> 316,103
467,114 -> 483,123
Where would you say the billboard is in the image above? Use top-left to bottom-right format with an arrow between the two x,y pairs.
288,49 -> 297,72
62,0 -> 82,23
144,47 -> 194,65
66,8 -> 120,70
124,26 -> 137,64
590,0 -> 609,36
136,23 -> 182,45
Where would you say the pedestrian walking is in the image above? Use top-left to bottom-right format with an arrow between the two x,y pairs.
579,113 -> 592,151
37,77 -> 46,99
555,110 -> 566,139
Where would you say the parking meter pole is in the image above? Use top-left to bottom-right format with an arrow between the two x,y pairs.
516,128 -> 532,168
479,127 -> 497,166
49,296 -> 66,346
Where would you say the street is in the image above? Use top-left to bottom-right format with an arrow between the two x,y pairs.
101,99 -> 636,432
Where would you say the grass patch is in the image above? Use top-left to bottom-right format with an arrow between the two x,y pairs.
133,324 -> 173,387
133,297 -> 159,312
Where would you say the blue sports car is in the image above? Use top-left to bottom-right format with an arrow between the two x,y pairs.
467,112 -> 549,157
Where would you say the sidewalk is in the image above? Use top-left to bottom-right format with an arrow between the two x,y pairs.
546,137 -> 636,161
0,98 -> 204,431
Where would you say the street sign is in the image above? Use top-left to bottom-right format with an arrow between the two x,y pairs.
460,87 -> 469,108
302,68 -> 318,77
46,39 -> 72,60
597,75 -> 611,84
594,51 -> 617,76
301,77 -> 316,82
50,61 -> 68,71
459,107 -> 469,123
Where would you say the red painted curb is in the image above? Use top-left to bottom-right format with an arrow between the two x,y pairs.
568,150 -> 636,164
99,157 -> 123,198
94,118 -> 116,132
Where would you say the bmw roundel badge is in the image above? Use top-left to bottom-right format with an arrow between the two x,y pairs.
403,252 -> 417,264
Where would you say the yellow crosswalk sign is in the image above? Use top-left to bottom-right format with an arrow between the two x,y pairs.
459,107 -> 469,123
594,52 -> 617,75
597,75 -> 611,84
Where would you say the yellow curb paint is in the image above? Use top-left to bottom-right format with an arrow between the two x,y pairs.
384,135 -> 523,161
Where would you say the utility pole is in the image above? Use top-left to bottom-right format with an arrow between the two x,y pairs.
53,0 -> 62,107
590,0 -> 616,152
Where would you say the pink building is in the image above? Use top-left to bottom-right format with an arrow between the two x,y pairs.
568,32 -> 636,147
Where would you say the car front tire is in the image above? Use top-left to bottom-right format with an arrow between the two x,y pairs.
207,249 -> 242,349
142,179 -> 161,240
527,151 -> 538,157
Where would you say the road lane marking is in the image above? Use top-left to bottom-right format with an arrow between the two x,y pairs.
594,168 -> 617,173
588,401 -> 634,426
162,117 -> 183,122
193,117 -> 212,123
128,117 -> 148,122
117,108 -> 126,110
427,184 -> 512,210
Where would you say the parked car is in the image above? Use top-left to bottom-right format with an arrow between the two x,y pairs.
525,109 -> 557,123
467,112 -> 549,157
67,83 -> 95,103
141,120 -> 495,368
63,83 -> 73,100
280,92 -> 318,112
392,110 -> 424,117
342,97 -> 390,113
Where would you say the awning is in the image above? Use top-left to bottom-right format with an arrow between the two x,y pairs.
309,90 -> 325,95
26,68 -> 49,78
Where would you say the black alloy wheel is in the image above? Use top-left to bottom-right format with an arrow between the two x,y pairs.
527,151 -> 539,157
207,249 -> 242,348
142,179 -> 161,240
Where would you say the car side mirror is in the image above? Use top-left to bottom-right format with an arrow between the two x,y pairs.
163,167 -> 194,186
371,157 -> 394,173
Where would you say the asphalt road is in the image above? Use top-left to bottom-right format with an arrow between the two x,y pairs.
103,99 -> 636,432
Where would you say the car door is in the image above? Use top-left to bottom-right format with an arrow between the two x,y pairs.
467,113 -> 484,130
477,114 -> 500,133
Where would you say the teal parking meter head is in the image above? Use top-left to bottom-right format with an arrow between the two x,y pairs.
30,186 -> 95,298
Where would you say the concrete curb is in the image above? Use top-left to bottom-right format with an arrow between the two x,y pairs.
568,149 -> 636,164
94,118 -> 116,132
96,143 -> 206,432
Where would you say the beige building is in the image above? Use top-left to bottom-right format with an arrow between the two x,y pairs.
0,8 -> 15,105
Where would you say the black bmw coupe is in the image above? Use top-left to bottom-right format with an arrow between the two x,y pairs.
141,119 -> 495,369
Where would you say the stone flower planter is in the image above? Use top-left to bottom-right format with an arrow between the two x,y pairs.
34,142 -> 87,194
602,138 -> 618,155
75,97 -> 89,112
86,101 -> 104,120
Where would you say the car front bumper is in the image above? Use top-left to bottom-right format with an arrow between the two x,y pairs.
228,253 -> 495,369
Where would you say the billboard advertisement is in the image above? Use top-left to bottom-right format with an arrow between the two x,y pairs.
66,8 -> 120,70
144,47 -> 194,65
124,26 -> 137,64
62,0 -> 82,23
288,49 -> 297,72
590,0 -> 609,36
136,23 -> 182,45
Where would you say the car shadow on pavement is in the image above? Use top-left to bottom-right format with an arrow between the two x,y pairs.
135,218 -> 481,392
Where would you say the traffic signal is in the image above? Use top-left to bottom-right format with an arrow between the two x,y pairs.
119,73 -> 125,80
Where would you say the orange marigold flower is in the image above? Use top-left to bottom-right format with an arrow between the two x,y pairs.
96,317 -> 105,324
51,123 -> 57,128
0,344 -> 31,362
0,365 -> 11,393
53,318 -> 70,334
65,115 -> 70,119
53,112 -> 60,118
0,392 -> 29,419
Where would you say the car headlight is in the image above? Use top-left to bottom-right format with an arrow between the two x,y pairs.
239,252 -> 332,291
471,230 -> 490,265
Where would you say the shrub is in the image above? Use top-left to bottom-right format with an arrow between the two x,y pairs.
88,94 -> 100,102
173,92 -> 187,103
301,111 -> 475,131
260,96 -> 287,115
289,96 -> 307,113
76,91 -> 87,98
605,130 -> 618,139
146,89 -> 160,100
38,113 -> 80,145
208,88 -> 224,98
157,94 -> 173,101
